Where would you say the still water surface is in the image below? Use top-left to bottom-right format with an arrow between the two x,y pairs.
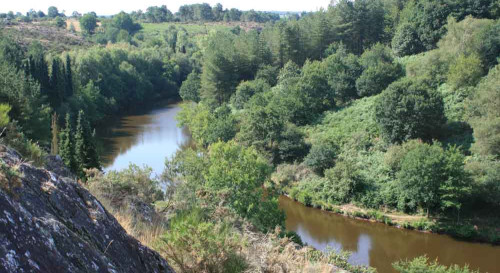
97,103 -> 191,174
97,103 -> 500,273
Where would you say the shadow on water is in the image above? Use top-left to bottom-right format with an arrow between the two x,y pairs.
279,196 -> 500,273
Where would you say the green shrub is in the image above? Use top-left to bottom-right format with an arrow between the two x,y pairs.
1,122 -> 46,166
450,224 -> 478,240
0,160 -> 22,196
393,255 -> 479,273
155,209 -> 246,273
412,219 -> 434,231
297,190 -> 313,207
86,164 -> 164,207
375,77 -> 446,144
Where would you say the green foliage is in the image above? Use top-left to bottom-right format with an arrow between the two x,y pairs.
323,46 -> 362,104
255,65 -> 279,86
309,95 -> 380,152
468,64 -> 500,158
59,113 -> 75,172
177,103 -> 236,147
47,6 -> 59,18
447,54 -> 483,90
392,23 -> 424,57
200,32 -> 239,106
375,77 -> 446,144
303,142 -> 338,174
465,157 -> 500,207
113,12 -> 141,34
80,13 -> 97,34
204,141 -> 270,218
86,164 -> 164,206
0,104 -> 10,128
230,79 -> 270,110
276,123 -> 309,163
0,160 -> 21,197
393,255 -> 479,273
323,161 -> 363,204
179,72 -> 201,102
0,60 -> 50,143
0,122 -> 46,166
395,141 -> 470,214
356,43 -> 403,97
74,110 -> 100,178
55,17 -> 66,28
155,209 -> 246,273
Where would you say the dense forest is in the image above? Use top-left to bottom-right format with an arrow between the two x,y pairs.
1,0 -> 500,272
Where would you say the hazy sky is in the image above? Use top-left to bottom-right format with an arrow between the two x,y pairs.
2,0 -> 331,15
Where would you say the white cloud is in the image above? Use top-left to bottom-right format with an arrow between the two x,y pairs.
2,0 -> 330,15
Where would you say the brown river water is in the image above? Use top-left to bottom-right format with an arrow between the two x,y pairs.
97,103 -> 500,273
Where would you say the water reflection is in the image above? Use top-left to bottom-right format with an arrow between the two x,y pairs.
96,104 -> 192,175
279,196 -> 500,273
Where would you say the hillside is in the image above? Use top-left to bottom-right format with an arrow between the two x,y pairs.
1,21 -> 93,53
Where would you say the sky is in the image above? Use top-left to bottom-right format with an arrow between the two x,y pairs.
2,0 -> 331,15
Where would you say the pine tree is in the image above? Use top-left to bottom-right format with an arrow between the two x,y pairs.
59,113 -> 75,172
49,58 -> 64,109
75,110 -> 100,178
64,55 -> 73,98
50,113 -> 59,155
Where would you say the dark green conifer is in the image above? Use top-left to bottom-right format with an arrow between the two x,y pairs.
75,110 -> 100,178
59,113 -> 76,172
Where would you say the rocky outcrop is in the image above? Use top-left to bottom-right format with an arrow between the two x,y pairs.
0,145 -> 174,273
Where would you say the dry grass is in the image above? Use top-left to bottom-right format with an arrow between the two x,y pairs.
112,208 -> 164,248
241,226 -> 346,273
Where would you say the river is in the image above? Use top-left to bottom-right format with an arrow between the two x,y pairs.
96,103 -> 500,273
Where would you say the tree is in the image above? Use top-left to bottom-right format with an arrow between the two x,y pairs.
323,160 -> 363,204
49,57 -> 65,109
212,3 -> 224,21
0,104 -> 11,136
50,113 -> 59,155
395,141 -> 470,215
113,12 -> 141,34
48,6 -> 59,18
391,22 -> 424,57
447,54 -> 484,90
375,78 -> 446,144
468,64 -> 500,158
80,13 -> 97,35
59,113 -> 75,172
238,93 -> 285,159
75,110 -> 100,178
230,79 -> 270,109
179,72 -> 201,102
324,46 -> 362,104
55,16 -> 66,28
204,141 -> 283,231
356,43 -> 403,97
64,55 -> 73,98
200,32 -> 239,107
177,103 -> 236,147
0,61 -> 50,143
304,141 -> 338,174
276,123 -> 309,163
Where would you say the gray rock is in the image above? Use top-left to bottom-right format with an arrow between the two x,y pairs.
0,145 -> 174,273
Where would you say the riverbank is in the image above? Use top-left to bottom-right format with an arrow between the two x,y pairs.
283,192 -> 500,245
